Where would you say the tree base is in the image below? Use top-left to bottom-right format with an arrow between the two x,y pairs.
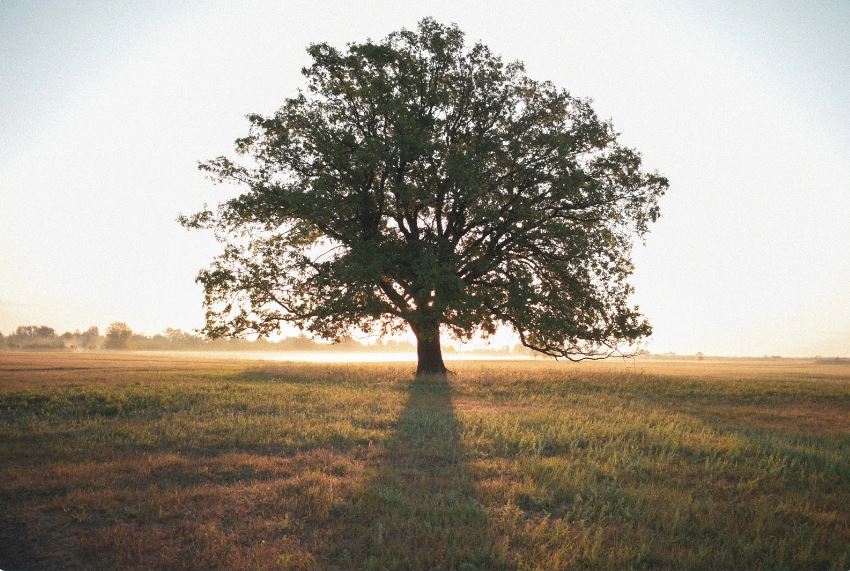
413,322 -> 447,380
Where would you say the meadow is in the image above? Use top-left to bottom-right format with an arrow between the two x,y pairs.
1,352 -> 849,570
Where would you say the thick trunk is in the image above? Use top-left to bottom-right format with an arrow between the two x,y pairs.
413,322 -> 447,378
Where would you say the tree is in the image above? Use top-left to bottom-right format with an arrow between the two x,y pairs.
79,326 -> 101,350
8,325 -> 62,350
15,325 -> 56,339
104,322 -> 133,349
181,19 -> 667,377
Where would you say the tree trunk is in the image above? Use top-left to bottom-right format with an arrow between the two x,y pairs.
413,321 -> 447,379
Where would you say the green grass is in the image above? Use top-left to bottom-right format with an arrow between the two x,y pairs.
1,352 -> 849,569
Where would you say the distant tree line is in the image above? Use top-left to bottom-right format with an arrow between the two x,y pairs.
0,322 -> 540,354
0,325 -> 102,351
0,322 -> 431,353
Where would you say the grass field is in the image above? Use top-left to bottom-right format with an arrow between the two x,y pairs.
1,352 -> 849,570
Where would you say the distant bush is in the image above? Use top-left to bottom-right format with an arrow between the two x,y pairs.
104,322 -> 133,349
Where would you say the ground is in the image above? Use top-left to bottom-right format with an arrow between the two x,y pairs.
1,352 -> 849,570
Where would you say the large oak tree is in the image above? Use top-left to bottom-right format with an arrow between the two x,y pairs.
181,19 -> 668,377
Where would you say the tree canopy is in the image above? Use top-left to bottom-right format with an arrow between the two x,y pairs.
180,18 -> 668,376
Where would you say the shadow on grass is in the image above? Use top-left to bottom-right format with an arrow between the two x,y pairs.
330,375 -> 506,570
0,511 -> 40,570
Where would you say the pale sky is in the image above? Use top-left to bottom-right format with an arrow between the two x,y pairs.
1,0 -> 848,356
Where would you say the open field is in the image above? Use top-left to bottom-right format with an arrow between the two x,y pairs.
1,352 -> 849,570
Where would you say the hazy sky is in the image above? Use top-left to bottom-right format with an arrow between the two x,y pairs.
1,0 -> 848,356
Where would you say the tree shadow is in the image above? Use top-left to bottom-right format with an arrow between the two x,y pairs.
330,374 -> 506,570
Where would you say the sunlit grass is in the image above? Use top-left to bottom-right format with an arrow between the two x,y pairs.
1,352 -> 849,569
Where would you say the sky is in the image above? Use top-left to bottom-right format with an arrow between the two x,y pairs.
1,0 -> 848,356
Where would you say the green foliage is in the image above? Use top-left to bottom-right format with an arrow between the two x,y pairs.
182,19 -> 667,360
